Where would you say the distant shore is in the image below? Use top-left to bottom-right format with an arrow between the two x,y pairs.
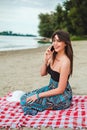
0,31 -> 37,37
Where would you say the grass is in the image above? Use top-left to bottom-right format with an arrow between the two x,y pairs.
71,35 -> 87,41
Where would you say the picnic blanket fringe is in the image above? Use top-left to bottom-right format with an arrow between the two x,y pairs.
0,94 -> 87,130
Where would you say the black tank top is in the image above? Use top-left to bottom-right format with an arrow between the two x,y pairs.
47,65 -> 60,82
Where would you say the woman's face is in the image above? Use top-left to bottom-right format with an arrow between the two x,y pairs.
52,34 -> 66,53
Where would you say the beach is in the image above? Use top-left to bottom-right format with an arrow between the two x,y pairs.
0,40 -> 87,130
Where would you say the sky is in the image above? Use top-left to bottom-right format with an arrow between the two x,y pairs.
0,0 -> 64,35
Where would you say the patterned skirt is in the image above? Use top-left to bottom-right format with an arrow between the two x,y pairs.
20,78 -> 72,116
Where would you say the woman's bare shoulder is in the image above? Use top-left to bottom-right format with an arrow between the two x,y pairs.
60,55 -> 70,74
62,55 -> 70,66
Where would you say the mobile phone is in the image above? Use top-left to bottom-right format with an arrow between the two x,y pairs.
50,46 -> 54,51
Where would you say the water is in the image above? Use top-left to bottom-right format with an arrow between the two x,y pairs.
0,35 -> 49,51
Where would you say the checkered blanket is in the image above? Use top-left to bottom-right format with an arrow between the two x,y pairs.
0,94 -> 87,130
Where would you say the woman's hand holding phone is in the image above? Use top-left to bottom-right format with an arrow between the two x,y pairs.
44,45 -> 54,65
50,46 -> 54,51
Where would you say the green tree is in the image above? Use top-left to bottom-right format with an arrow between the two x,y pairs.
64,0 -> 87,35
54,5 -> 65,30
38,13 -> 54,38
38,0 -> 87,37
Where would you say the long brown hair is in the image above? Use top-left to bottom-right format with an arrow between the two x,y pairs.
52,30 -> 73,76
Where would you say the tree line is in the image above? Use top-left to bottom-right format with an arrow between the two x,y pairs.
0,31 -> 36,37
38,0 -> 87,38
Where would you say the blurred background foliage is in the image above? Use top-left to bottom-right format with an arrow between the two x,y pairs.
38,0 -> 87,40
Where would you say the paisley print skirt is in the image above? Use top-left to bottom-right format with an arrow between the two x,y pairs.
20,78 -> 72,116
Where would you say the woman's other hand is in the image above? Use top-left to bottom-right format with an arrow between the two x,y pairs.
26,94 -> 37,103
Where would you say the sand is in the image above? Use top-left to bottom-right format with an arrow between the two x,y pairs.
0,40 -> 87,130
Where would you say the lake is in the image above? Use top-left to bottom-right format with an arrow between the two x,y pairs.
0,35 -> 50,51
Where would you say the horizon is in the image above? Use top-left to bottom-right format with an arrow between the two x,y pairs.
0,30 -> 37,36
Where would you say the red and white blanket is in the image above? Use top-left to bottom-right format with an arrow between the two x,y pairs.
0,94 -> 87,129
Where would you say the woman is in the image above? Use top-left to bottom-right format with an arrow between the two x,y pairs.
20,30 -> 73,116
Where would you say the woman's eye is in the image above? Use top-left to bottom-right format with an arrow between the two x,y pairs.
53,39 -> 61,42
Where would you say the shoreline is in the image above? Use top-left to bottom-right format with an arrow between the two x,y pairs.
0,39 -> 87,53
0,45 -> 48,54
0,41 -> 87,97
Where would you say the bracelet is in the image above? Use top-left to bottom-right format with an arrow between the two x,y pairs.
36,93 -> 39,99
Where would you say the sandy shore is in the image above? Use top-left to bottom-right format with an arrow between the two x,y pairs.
0,40 -> 87,130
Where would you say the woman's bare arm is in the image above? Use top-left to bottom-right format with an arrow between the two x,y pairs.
27,57 -> 70,103
39,60 -> 70,97
40,62 -> 48,76
40,46 -> 53,76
